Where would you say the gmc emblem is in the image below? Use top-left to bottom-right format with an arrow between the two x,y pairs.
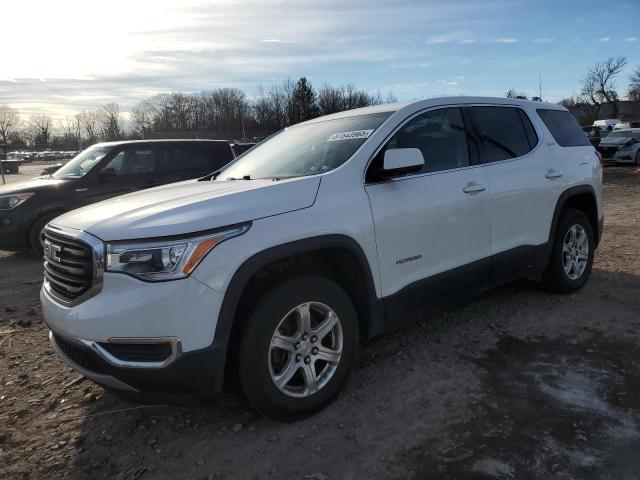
44,240 -> 62,263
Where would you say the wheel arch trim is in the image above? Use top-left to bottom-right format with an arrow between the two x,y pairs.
548,184 -> 601,247
211,234 -> 384,386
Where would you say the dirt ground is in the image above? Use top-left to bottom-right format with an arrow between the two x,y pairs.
1,166 -> 640,480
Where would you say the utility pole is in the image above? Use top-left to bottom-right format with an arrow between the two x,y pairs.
538,73 -> 543,102
0,144 -> 6,185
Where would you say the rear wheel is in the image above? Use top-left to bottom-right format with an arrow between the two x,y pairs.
542,208 -> 594,293
238,275 -> 358,421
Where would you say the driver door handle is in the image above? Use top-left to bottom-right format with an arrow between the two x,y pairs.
545,169 -> 563,179
463,182 -> 486,193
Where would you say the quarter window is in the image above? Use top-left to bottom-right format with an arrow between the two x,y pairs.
370,107 -> 470,179
471,107 -> 537,163
536,109 -> 591,147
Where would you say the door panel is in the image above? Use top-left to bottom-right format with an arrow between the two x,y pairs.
483,152 -> 564,253
366,167 -> 492,299
470,106 -> 565,254
365,107 -> 491,301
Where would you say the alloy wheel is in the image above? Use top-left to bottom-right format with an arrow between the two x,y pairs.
562,224 -> 589,280
268,301 -> 343,398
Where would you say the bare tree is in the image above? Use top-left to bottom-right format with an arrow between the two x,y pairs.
0,105 -> 20,144
77,111 -> 100,145
629,66 -> 640,102
26,113 -> 52,149
505,88 -> 527,99
130,99 -> 157,139
58,116 -> 81,150
559,94 -> 599,124
98,103 -> 123,141
581,56 -> 627,117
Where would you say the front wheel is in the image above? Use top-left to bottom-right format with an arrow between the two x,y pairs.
29,212 -> 63,256
542,208 -> 595,293
238,275 -> 358,421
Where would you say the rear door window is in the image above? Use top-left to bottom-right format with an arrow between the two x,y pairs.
470,107 -> 537,163
103,148 -> 158,176
159,143 -> 234,182
536,109 -> 591,147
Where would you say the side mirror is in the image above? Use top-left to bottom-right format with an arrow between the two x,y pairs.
99,167 -> 116,181
383,148 -> 424,175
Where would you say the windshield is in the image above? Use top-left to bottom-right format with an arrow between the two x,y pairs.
217,112 -> 391,180
52,147 -> 111,179
604,131 -> 640,141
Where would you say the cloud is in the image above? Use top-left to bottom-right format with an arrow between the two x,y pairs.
533,38 -> 554,44
426,32 -> 476,45
438,78 -> 461,86
625,37 -> 638,42
261,39 -> 288,44
493,37 -> 519,43
599,36 -> 611,42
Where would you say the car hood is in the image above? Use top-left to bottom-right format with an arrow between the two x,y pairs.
51,177 -> 321,241
0,176 -> 67,195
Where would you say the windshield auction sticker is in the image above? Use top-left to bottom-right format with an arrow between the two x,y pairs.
327,129 -> 374,142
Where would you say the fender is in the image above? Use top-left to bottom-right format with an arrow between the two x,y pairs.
211,234 -> 384,384
548,184 -> 600,247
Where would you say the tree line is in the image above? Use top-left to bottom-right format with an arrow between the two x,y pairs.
0,78 -> 396,151
504,57 -> 640,122
2,59 -> 639,152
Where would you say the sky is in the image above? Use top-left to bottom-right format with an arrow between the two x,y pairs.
0,0 -> 638,119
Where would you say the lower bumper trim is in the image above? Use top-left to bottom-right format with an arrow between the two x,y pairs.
48,328 -> 226,395
50,331 -> 138,392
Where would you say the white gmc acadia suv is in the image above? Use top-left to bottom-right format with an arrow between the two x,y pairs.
41,97 -> 603,420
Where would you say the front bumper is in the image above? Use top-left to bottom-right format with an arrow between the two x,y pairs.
41,271 -> 227,395
0,210 -> 30,250
48,327 -> 226,395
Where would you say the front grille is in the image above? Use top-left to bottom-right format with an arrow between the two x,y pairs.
53,333 -> 106,374
43,229 -> 93,302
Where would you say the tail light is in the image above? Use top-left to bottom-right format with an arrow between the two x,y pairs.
595,150 -> 603,165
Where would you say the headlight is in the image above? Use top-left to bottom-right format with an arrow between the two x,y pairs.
106,224 -> 250,281
0,193 -> 34,210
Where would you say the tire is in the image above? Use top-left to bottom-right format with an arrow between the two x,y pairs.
635,149 -> 640,166
238,275 -> 358,421
541,208 -> 595,293
29,212 -> 62,256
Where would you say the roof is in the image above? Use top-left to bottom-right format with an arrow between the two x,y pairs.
92,139 -> 231,148
299,96 -> 564,126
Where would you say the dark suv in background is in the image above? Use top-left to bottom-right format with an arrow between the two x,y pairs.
0,139 -> 235,254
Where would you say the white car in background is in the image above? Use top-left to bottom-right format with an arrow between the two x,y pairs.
593,119 -> 621,132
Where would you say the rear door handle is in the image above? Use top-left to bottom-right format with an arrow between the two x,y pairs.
463,182 -> 486,193
545,169 -> 563,179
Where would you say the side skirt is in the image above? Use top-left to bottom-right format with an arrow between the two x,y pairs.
380,243 -> 550,332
